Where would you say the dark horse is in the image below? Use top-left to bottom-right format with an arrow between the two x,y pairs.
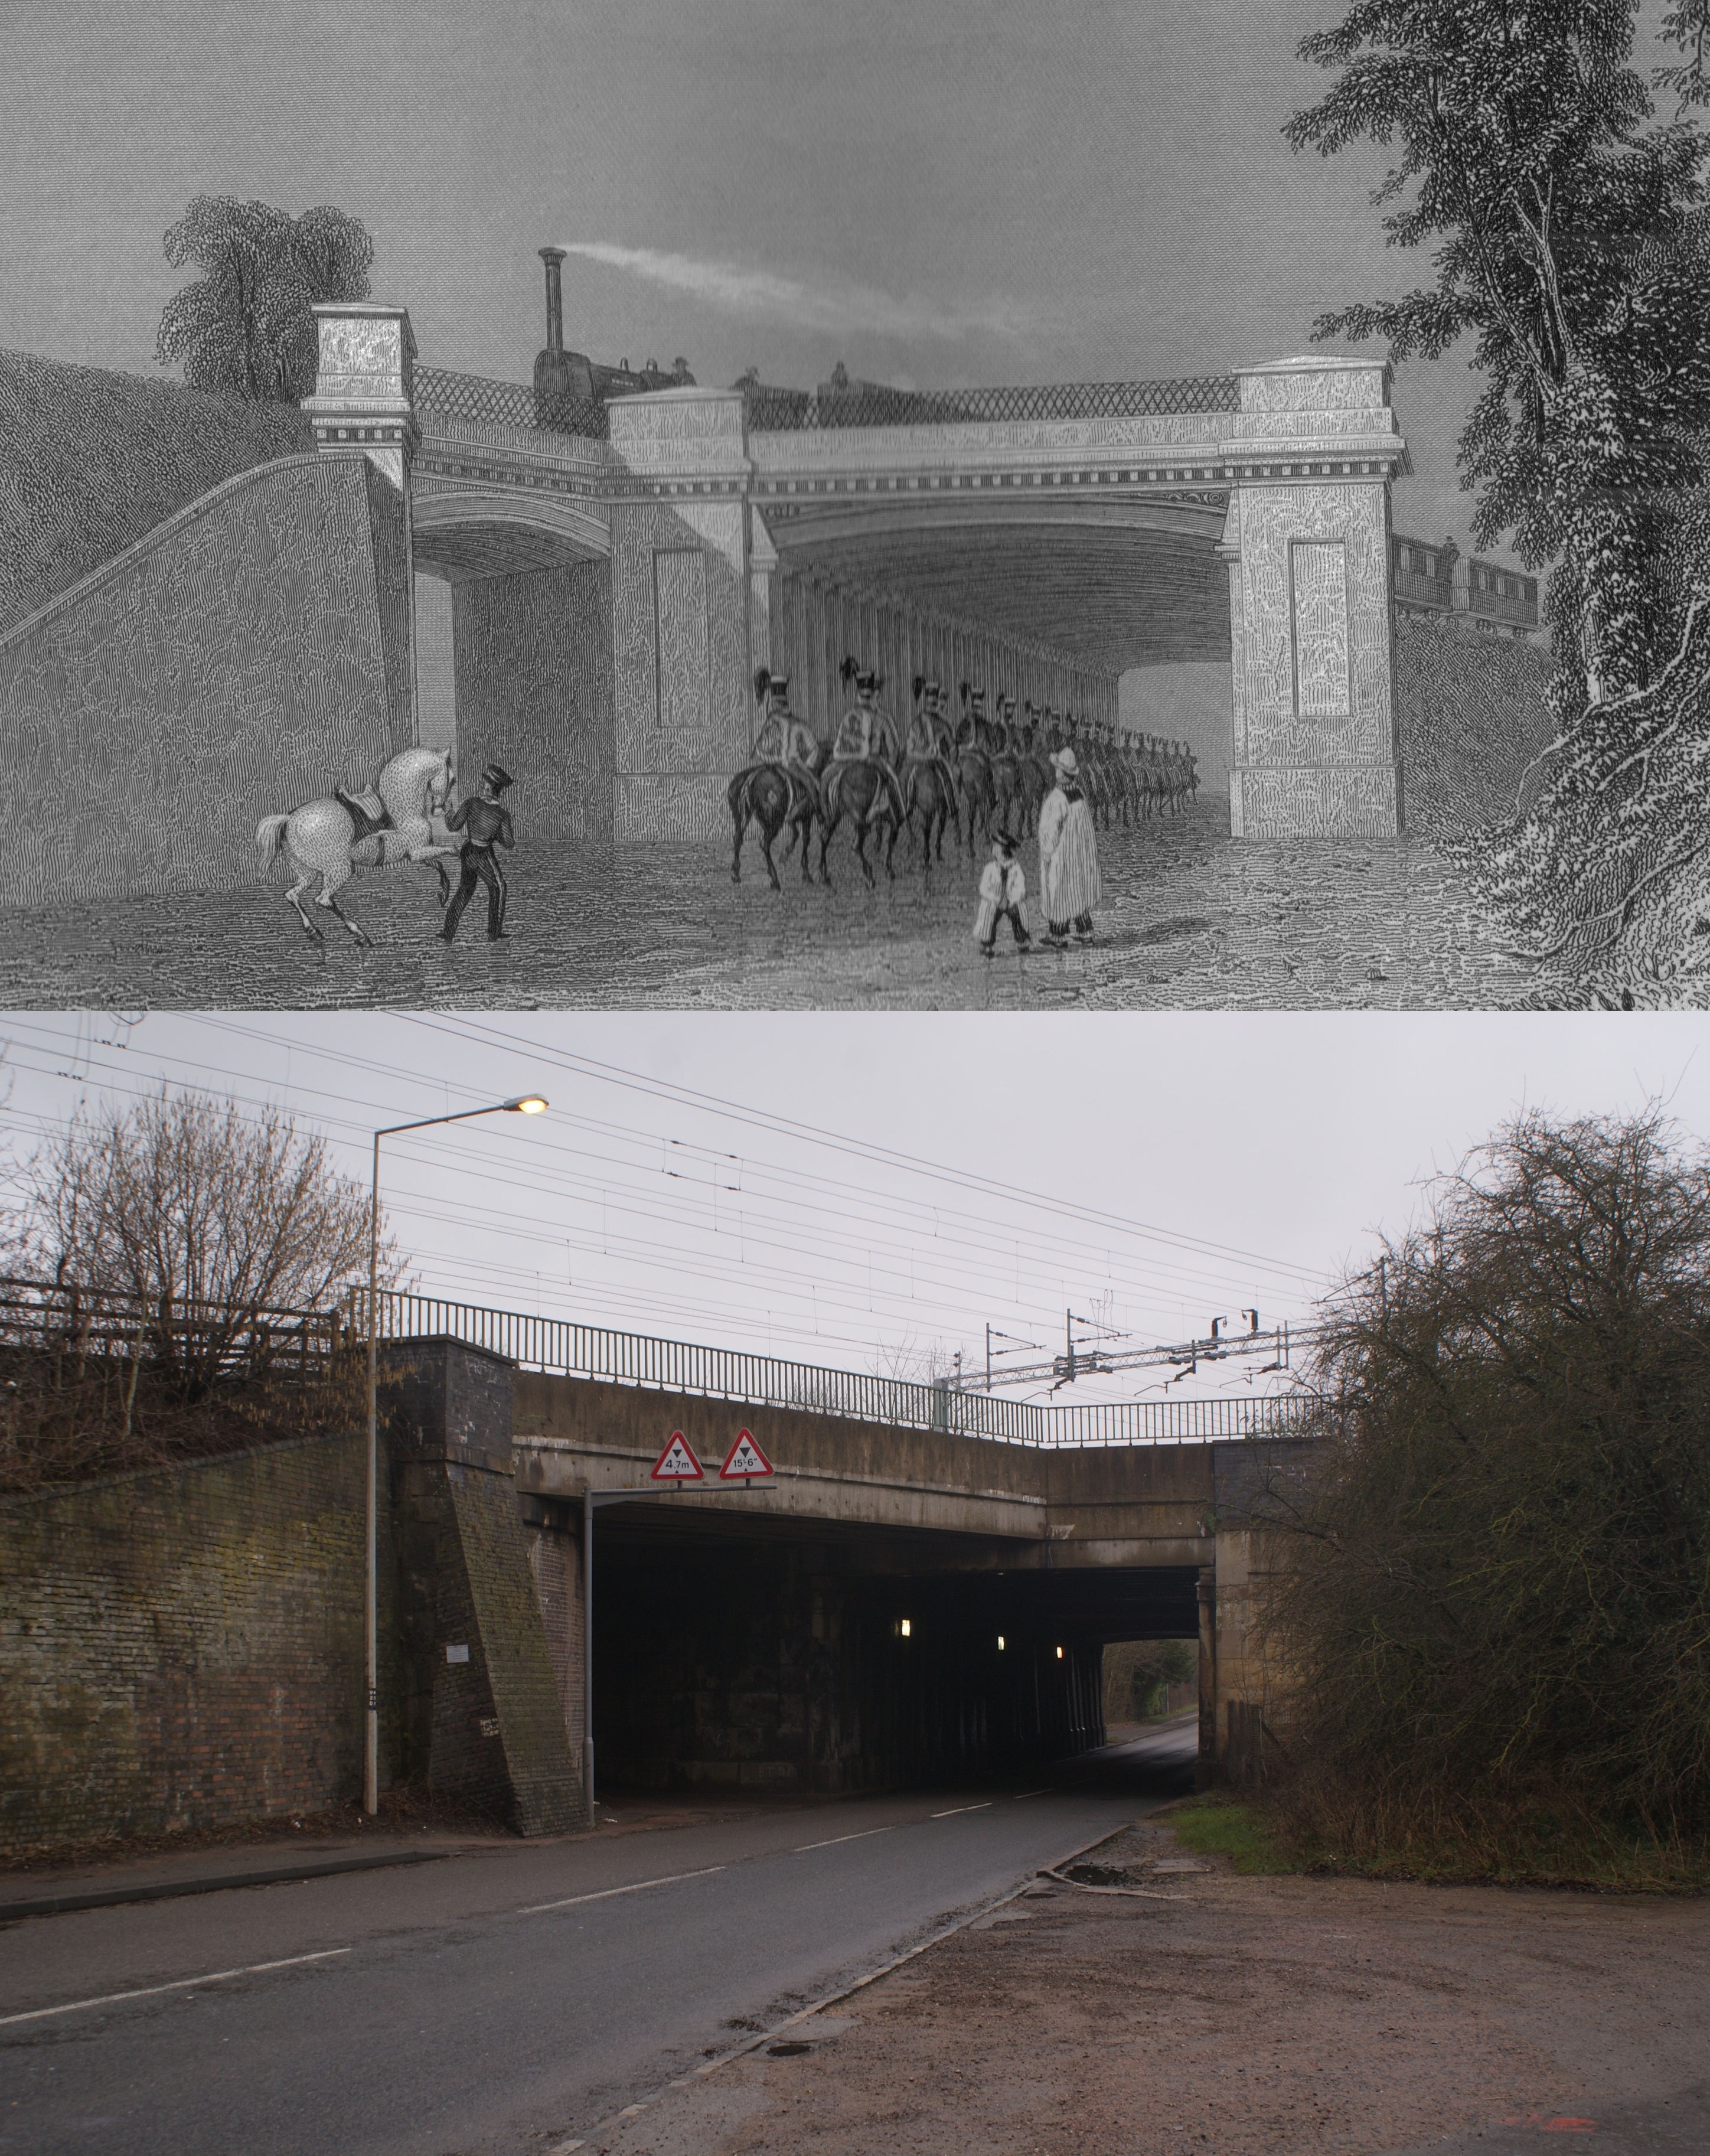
901,754 -> 957,867
819,756 -> 905,886
729,761 -> 821,889
955,742 -> 998,853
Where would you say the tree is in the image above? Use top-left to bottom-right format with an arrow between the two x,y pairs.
8,1090 -> 403,1399
1266,1108 -> 1710,1850
1287,4 -> 1710,984
1103,1639 -> 1197,1723
155,195 -> 373,405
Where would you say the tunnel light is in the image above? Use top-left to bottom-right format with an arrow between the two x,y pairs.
899,1618 -> 912,1638
1055,1645 -> 1064,1659
997,1635 -> 1006,1651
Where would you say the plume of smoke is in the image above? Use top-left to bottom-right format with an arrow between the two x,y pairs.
559,240 -> 1033,344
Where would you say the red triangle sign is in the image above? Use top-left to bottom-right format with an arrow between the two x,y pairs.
651,1431 -> 704,1481
720,1428 -> 774,1480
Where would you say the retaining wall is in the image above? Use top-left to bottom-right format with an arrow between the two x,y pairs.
0,1431 -> 372,1854
0,452 -> 414,905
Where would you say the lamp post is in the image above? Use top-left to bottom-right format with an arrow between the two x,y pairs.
364,1094 -> 547,1816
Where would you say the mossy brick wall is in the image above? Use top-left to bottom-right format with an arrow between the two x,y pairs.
444,1468 -> 580,1834
0,1431 -> 374,1855
524,1519 -> 583,1764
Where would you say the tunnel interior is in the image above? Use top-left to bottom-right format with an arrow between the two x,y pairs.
592,1502 -> 1199,1796
763,498 -> 1236,797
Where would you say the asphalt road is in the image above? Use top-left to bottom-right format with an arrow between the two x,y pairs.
0,1725 -> 1194,2156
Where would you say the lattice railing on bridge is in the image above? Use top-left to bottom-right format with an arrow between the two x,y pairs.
411,365 -> 1240,442
348,1289 -> 1310,1449
413,364 -> 610,442
740,375 -> 1241,431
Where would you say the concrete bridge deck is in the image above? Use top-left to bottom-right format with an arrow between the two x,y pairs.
375,1331 -> 1308,1823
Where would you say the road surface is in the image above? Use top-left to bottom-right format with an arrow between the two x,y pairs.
0,1725 -> 1194,2155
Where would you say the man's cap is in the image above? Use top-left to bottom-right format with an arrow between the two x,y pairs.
855,667 -> 879,692
482,762 -> 513,792
994,829 -> 1018,851
767,672 -> 790,696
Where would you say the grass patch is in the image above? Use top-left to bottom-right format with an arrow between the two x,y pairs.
1284,1812 -> 1710,1894
1160,1785 -> 1710,1894
1160,1794 -> 1295,1875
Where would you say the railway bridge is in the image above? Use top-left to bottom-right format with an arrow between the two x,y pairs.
370,1302 -> 1312,1833
305,262 -> 1409,849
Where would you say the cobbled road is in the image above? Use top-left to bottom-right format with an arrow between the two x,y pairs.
0,805 -> 1540,1011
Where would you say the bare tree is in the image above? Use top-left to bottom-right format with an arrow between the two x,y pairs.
1262,1105 -> 1710,1853
7,1090 -> 404,1400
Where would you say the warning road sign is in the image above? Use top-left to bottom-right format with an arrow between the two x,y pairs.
651,1431 -> 704,1481
719,1429 -> 774,1480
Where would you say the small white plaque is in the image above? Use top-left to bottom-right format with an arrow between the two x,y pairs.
445,1643 -> 470,1664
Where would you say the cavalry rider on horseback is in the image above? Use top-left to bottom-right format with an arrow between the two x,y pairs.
831,658 -> 906,822
905,677 -> 958,796
749,667 -> 821,817
955,683 -> 997,753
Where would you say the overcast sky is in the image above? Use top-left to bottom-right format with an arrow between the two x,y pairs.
2,1010 -> 1705,1405
11,0 -> 1684,568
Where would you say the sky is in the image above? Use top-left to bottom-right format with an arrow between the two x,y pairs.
9,0 -> 1686,570
2,1010 -> 1706,1408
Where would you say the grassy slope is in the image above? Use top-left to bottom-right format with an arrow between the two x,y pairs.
1392,614 -> 1558,841
0,349 -> 313,635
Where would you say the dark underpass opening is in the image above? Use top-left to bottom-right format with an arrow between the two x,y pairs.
590,1503 -> 1200,1798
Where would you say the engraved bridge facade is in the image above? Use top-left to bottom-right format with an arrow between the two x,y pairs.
305,302 -> 1411,846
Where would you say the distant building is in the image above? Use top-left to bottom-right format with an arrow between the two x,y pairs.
1392,532 -> 1539,640
1460,555 -> 1540,639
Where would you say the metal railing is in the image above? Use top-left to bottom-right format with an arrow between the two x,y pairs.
413,364 -> 611,442
347,1289 -> 1310,1448
740,375 -> 1241,431
0,1275 -> 347,1381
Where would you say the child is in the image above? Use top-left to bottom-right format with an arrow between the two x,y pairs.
974,830 -> 1030,955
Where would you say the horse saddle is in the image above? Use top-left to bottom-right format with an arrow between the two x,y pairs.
335,788 -> 394,844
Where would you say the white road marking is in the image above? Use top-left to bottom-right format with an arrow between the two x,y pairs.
1013,1788 -> 1055,1799
929,1802 -> 994,1818
520,1865 -> 725,1914
794,1827 -> 896,1853
545,2141 -> 585,2154
0,1948 -> 351,2029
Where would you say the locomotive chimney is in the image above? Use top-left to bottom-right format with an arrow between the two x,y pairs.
533,246 -> 593,410
539,246 -> 566,354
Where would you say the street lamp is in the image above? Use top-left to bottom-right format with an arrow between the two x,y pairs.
363,1094 -> 548,1815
